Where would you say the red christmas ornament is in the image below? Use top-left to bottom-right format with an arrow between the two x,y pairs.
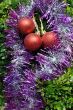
42,32 -> 58,48
24,33 -> 42,51
17,17 -> 35,34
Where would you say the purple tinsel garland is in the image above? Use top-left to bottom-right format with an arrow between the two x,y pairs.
4,0 -> 73,109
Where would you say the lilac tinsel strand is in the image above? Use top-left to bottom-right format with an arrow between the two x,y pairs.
4,0 -> 73,109
4,68 -> 43,110
4,1 -> 45,109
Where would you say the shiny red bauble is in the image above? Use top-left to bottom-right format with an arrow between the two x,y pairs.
17,17 -> 35,34
42,32 -> 58,48
24,33 -> 42,51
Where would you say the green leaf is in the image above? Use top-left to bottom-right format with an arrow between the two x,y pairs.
38,67 -> 73,110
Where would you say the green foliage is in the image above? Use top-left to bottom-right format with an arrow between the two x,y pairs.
65,0 -> 73,16
0,0 -> 10,80
0,1 -> 11,109
66,0 -> 73,7
38,68 -> 73,110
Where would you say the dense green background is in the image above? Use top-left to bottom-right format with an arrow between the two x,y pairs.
0,0 -> 73,110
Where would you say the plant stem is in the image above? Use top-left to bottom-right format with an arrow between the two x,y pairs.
33,16 -> 40,34
40,18 -> 46,35
33,16 -> 46,35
